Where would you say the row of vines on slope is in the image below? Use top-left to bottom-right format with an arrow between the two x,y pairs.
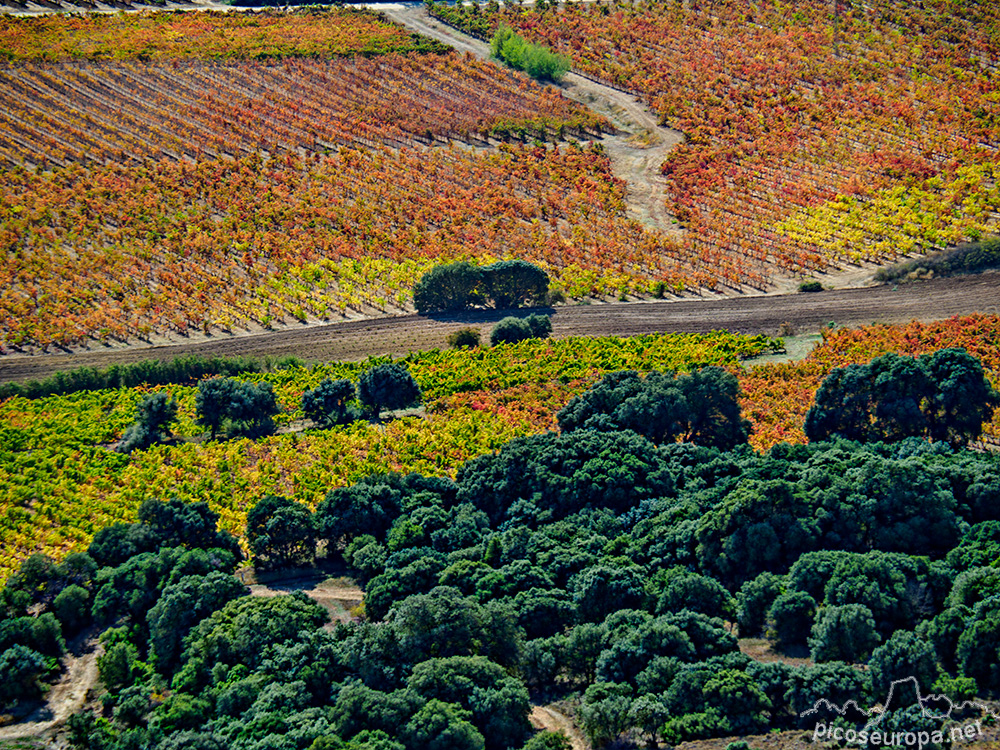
430,0 -> 1000,279
0,53 -> 607,168
0,145 -> 706,350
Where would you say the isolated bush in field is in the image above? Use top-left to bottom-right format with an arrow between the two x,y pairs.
227,381 -> 280,439
196,378 -> 237,439
482,260 -> 549,309
413,262 -> 485,314
489,317 -> 529,346
491,25 -> 571,82
526,313 -> 553,338
301,378 -> 359,428
798,280 -> 823,292
117,391 -> 179,453
195,378 -> 279,439
358,363 -> 422,417
447,328 -> 481,349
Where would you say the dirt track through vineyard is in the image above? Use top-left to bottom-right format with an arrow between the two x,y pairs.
1,272 -> 998,384
380,3 -> 686,234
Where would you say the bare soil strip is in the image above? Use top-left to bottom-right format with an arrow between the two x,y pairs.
529,704 -> 591,750
1,273 -> 997,384
0,636 -> 102,743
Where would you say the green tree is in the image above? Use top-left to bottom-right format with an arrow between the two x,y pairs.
413,262 -> 485,313
482,260 -> 549,308
808,604 -> 880,663
447,328 -> 481,349
402,700 -> 485,750
0,644 -> 50,707
737,572 -> 785,637
195,377 -> 236,439
653,567 -> 735,620
805,348 -> 998,446
768,591 -> 816,652
557,368 -> 750,449
227,380 -> 280,438
53,584 -> 91,634
117,391 -> 179,453
490,317 -> 533,346
579,682 -> 633,748
246,495 -> 316,571
147,572 -> 246,673
869,631 -> 939,703
924,347 -> 1000,446
302,378 -> 359,428
358,363 -> 422,417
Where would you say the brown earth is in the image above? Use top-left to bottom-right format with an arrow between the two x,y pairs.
529,704 -> 591,750
247,574 -> 364,627
0,633 -> 102,746
2,272 -> 998,384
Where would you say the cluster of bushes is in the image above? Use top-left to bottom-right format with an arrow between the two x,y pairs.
446,314 -> 553,350
490,314 -> 552,346
489,25 -> 572,82
115,364 -> 423,452
875,237 -> 1000,283
805,348 -> 999,446
0,499 -> 240,713
0,354 -> 299,401
413,260 -> 549,314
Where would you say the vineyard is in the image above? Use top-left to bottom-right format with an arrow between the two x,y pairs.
2,316 -> 1000,581
0,9 -> 749,351
0,145 -> 709,350
0,329 -> 777,579
0,9 -> 443,61
430,0 -> 1000,282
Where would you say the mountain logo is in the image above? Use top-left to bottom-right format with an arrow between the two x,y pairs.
800,675 -> 1000,730
803,677 -> 999,749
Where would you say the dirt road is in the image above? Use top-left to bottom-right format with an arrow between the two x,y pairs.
0,637 -> 102,743
380,4 -> 685,234
1,272 -> 997,384
248,574 -> 364,626
529,704 -> 591,750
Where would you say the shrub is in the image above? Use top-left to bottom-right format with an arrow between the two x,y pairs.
195,378 -> 279,439
447,328 -> 481,349
491,25 -> 571,82
525,313 -> 552,339
798,280 -> 823,292
808,604 -> 880,663
768,591 -> 816,652
358,363 -> 422,417
116,391 -> 179,453
489,315 -> 550,346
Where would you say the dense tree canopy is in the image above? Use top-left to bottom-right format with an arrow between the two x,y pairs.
805,348 -> 999,446
557,367 -> 751,449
